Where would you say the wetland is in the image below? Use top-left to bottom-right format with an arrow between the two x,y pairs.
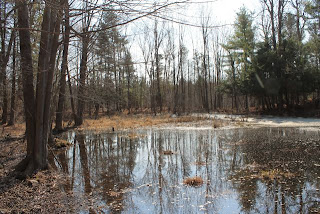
52,126 -> 320,213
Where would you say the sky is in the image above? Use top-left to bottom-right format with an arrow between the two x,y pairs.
127,0 -> 262,35
126,0 -> 263,69
178,0 -> 261,26
207,0 -> 261,24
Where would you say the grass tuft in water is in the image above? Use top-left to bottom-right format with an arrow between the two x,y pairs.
183,176 -> 204,187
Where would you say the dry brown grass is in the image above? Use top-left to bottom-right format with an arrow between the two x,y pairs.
0,123 -> 25,138
174,116 -> 205,123
79,114 -> 208,132
183,176 -> 204,187
0,114 -> 223,137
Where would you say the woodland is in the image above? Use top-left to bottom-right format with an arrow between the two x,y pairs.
0,0 -> 319,177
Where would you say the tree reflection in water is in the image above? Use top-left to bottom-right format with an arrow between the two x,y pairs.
53,128 -> 320,213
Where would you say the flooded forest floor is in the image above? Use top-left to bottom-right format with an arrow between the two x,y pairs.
0,114 -> 217,213
0,113 -> 320,213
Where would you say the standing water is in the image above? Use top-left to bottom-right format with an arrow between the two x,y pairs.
52,128 -> 320,213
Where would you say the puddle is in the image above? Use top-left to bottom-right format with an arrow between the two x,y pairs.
51,128 -> 320,213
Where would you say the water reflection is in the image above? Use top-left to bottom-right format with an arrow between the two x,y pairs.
53,128 -> 320,213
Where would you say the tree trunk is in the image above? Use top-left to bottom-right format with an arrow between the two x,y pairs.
127,66 -> 131,114
154,21 -> 162,113
75,33 -> 89,126
173,56 -> 178,114
15,0 -> 36,175
8,36 -> 16,126
1,25 -> 15,124
94,103 -> 99,119
42,3 -> 62,155
33,3 -> 52,170
67,67 -> 77,123
1,69 -> 8,124
229,52 -> 238,112
55,6 -> 70,131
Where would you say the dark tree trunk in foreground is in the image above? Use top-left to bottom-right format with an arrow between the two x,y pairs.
16,0 -> 63,176
15,0 -> 36,174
